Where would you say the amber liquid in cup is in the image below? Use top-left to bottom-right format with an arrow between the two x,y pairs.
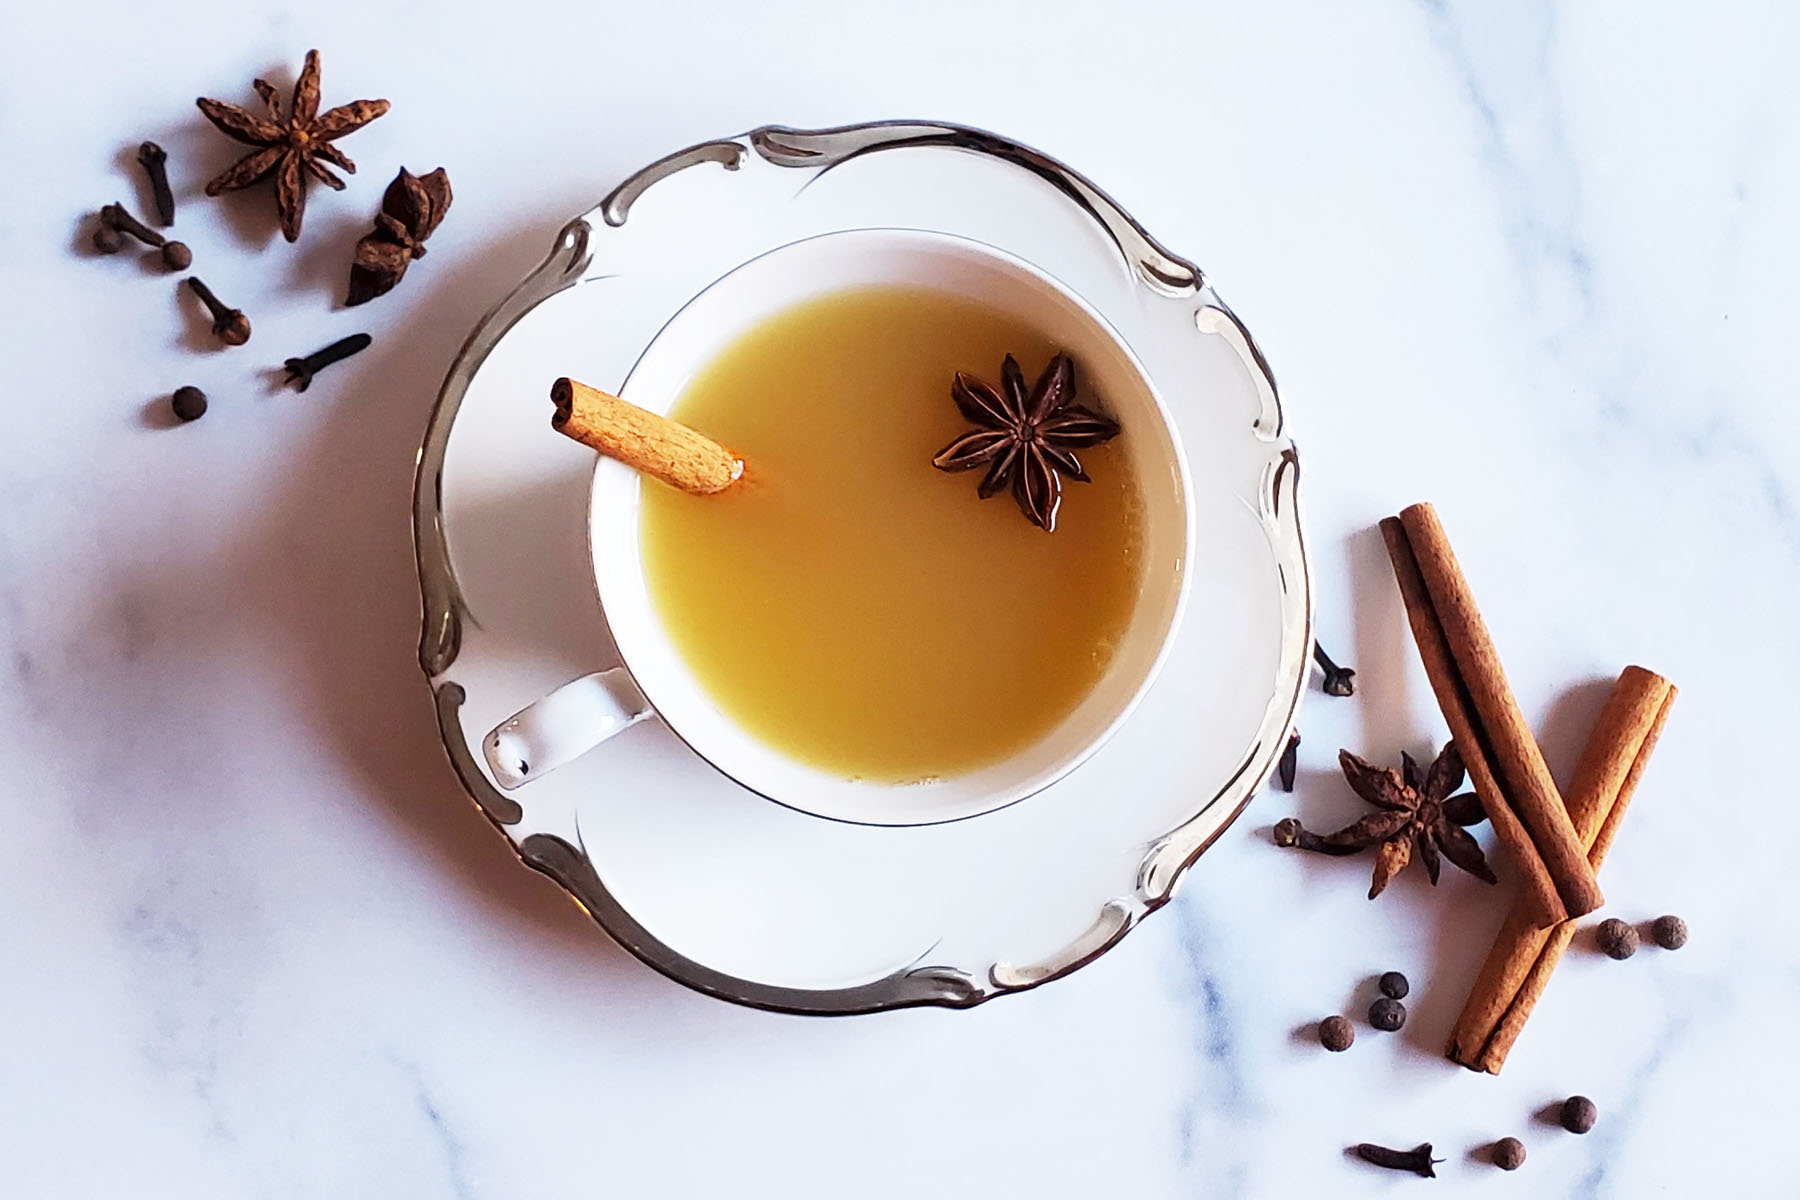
640,285 -> 1145,783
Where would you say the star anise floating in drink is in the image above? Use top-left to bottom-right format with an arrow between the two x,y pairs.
931,353 -> 1121,531
196,50 -> 389,242
1273,742 -> 1497,898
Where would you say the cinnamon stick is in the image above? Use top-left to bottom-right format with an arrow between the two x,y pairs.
1379,517 -> 1566,926
1395,504 -> 1604,919
550,377 -> 743,494
1447,666 -> 1676,1072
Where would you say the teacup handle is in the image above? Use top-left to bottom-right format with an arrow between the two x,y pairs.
482,669 -> 652,790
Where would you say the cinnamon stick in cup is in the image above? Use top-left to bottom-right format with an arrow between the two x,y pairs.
1447,666 -> 1675,1072
1395,503 -> 1604,920
551,377 -> 743,494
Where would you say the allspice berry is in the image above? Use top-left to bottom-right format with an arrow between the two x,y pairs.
170,386 -> 208,422
1319,1015 -> 1354,1052
1378,971 -> 1410,1000
1561,1095 -> 1597,1134
1651,914 -> 1688,950
1596,917 -> 1638,960
1368,996 -> 1406,1032
1491,1137 -> 1526,1170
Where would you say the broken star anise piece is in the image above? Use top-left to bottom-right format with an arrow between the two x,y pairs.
346,167 -> 453,306
931,353 -> 1120,532
196,49 -> 389,242
1276,742 -> 1497,899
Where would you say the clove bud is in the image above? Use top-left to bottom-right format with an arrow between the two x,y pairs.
283,333 -> 373,391
99,203 -> 191,270
136,141 -> 176,225
1353,1143 -> 1441,1178
1276,731 -> 1300,791
184,277 -> 251,346
1313,641 -> 1356,696
1271,817 -> 1360,857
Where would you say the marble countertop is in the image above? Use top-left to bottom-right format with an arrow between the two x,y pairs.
5,1 -> 1796,1195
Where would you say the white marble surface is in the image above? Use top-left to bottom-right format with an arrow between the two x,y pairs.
4,1 -> 1797,1195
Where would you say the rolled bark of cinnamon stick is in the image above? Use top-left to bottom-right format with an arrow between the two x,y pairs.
551,377 -> 743,494
1447,666 -> 1675,1072
1379,516 -> 1567,927
1394,504 -> 1604,920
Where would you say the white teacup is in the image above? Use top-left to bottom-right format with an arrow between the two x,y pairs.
483,228 -> 1194,825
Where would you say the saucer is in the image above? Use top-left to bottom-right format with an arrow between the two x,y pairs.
413,122 -> 1311,1013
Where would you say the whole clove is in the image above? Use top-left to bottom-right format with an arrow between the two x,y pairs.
185,277 -> 251,346
1318,1015 -> 1354,1052
1277,731 -> 1300,791
136,141 -> 175,225
1353,1143 -> 1440,1178
1650,914 -> 1687,949
1490,1137 -> 1526,1171
1313,642 -> 1356,696
284,333 -> 373,391
1560,1095 -> 1597,1134
170,386 -> 208,422
1271,817 -> 1360,857
98,203 -> 190,270
1595,917 -> 1638,960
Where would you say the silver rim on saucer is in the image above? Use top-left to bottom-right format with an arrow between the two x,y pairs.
412,121 -> 1312,1014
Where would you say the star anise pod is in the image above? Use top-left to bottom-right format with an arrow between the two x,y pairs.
1273,742 -> 1497,899
196,50 -> 389,243
346,167 -> 453,306
931,353 -> 1121,531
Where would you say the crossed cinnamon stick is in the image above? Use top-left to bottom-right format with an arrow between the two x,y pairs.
1447,666 -> 1674,1072
1380,503 -> 1676,1072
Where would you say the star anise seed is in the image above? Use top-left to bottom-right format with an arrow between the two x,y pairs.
197,50 -> 389,242
1273,742 -> 1498,899
931,352 -> 1120,531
